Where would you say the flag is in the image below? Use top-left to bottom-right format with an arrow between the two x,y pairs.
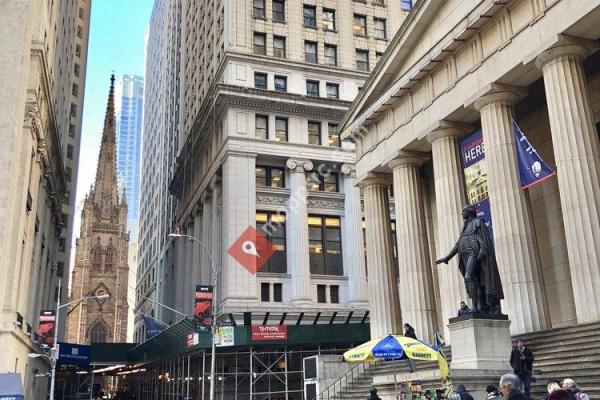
432,331 -> 445,353
143,315 -> 168,338
194,285 -> 213,331
513,120 -> 555,189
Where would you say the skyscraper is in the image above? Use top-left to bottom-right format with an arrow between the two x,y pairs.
115,74 -> 144,239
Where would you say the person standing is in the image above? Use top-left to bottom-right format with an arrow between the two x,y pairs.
509,339 -> 534,399
458,301 -> 471,316
403,323 -> 417,372
562,379 -> 590,400
368,387 -> 382,400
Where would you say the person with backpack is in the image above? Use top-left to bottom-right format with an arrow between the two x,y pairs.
367,387 -> 382,400
561,379 -> 589,400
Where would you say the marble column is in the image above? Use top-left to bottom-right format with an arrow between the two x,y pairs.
389,153 -> 437,340
286,158 -> 313,306
474,83 -> 549,333
340,164 -> 368,308
426,121 -> 471,340
185,219 -> 195,316
201,193 -> 213,286
211,178 -> 223,304
536,36 -> 600,323
193,206 -> 203,299
359,173 -> 402,338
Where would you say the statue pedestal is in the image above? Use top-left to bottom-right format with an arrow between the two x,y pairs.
448,313 -> 512,370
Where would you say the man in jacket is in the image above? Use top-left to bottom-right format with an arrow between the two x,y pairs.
509,339 -> 534,399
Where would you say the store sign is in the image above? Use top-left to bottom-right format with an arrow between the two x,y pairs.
187,333 -> 199,348
215,326 -> 235,347
251,325 -> 288,341
58,342 -> 91,366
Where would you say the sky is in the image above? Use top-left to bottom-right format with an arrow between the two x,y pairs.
73,0 -> 153,235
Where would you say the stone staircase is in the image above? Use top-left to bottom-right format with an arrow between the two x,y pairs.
317,322 -> 600,400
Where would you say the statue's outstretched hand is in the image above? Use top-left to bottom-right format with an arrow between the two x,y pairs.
436,257 -> 448,265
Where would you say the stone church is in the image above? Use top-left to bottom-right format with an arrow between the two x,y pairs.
66,75 -> 129,344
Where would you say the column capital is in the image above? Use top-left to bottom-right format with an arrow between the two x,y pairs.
357,172 -> 392,189
340,163 -> 357,178
387,150 -> 428,170
286,158 -> 313,173
468,83 -> 527,111
533,34 -> 598,69
423,120 -> 473,144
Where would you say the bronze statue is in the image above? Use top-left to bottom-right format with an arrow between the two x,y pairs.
436,205 -> 504,314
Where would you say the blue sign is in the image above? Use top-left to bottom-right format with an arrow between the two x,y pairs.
143,315 -> 168,338
513,121 -> 555,189
58,342 -> 91,366
460,129 -> 486,168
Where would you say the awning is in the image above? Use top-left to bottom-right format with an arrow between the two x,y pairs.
0,373 -> 24,400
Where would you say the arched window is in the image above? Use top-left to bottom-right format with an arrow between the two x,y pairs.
89,322 -> 108,343
104,246 -> 114,273
92,246 -> 102,273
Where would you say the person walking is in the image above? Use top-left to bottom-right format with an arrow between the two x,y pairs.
509,338 -> 534,399
562,379 -> 590,400
454,384 -> 474,400
368,387 -> 382,400
499,374 -> 526,400
403,323 -> 417,372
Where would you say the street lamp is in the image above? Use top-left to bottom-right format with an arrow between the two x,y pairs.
168,232 -> 219,400
29,279 -> 110,400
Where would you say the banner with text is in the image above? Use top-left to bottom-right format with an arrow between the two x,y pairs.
58,342 -> 91,366
216,326 -> 235,347
194,285 -> 213,331
251,325 -> 288,341
38,310 -> 56,346
460,129 -> 493,234
513,120 -> 556,189
143,315 -> 168,339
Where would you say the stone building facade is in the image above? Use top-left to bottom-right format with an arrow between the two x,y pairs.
339,0 -> 600,341
135,0 -> 413,341
0,0 -> 90,397
66,76 -> 130,345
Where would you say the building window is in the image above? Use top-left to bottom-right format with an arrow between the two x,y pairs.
330,285 -> 339,303
255,115 -> 268,139
74,63 -> 80,77
328,123 -> 340,147
303,5 -> 316,28
77,25 -> 83,38
376,52 -> 383,64
401,0 -> 413,11
323,9 -> 336,30
317,285 -> 326,303
79,7 -> 84,18
273,0 -> 285,22
92,246 -> 102,273
275,117 -> 288,141
326,83 -> 339,100
256,166 -> 285,188
304,41 -> 317,63
89,322 -> 107,343
69,124 -> 76,137
324,44 -> 337,66
273,283 -> 282,302
59,237 -> 66,252
256,211 -> 287,273
353,14 -> 367,36
65,167 -> 72,182
274,75 -> 287,92
70,103 -> 77,118
306,80 -> 319,97
254,72 -> 267,89
67,144 -> 74,159
26,190 -> 33,212
374,18 -> 387,39
309,216 -> 343,276
261,282 -> 270,301
254,32 -> 266,55
356,50 -> 369,71
72,83 -> 79,97
273,36 -> 286,58
307,170 -> 338,192
75,44 -> 81,57
56,262 -> 65,278
307,121 -> 321,145
253,0 -> 265,18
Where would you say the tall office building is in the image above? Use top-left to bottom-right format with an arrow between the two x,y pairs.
0,0 -> 90,397
115,74 -> 144,239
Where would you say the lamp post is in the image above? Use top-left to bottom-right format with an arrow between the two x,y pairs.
168,233 -> 219,400
29,278 -> 110,400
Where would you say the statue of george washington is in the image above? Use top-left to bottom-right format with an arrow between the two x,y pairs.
436,205 -> 504,314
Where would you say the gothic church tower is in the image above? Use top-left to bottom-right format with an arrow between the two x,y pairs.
66,75 -> 129,344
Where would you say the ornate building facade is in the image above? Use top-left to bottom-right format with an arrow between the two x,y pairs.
66,76 -> 130,344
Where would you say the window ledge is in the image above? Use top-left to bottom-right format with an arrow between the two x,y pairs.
257,272 -> 291,279
310,274 -> 348,281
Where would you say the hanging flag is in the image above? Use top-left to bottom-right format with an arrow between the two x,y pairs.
142,315 -> 168,339
513,120 -> 555,189
38,310 -> 56,346
194,285 -> 213,331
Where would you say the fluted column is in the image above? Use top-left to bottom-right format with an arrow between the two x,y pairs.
389,153 -> 437,340
426,121 -> 471,340
193,206 -> 202,288
536,36 -> 600,323
474,84 -> 549,333
359,173 -> 402,338
211,178 -> 223,303
340,164 -> 368,308
185,219 -> 195,316
201,194 -> 213,285
286,158 -> 313,306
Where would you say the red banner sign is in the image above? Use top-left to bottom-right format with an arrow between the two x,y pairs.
251,325 -> 288,341
39,310 -> 56,346
194,285 -> 213,331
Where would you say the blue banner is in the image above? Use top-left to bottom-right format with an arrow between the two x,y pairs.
143,315 -> 168,338
58,342 -> 91,366
513,121 -> 555,189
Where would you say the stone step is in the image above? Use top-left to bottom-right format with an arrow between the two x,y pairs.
525,332 -> 600,349
530,341 -> 600,356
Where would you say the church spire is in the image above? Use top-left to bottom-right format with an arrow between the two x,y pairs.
93,74 -> 119,214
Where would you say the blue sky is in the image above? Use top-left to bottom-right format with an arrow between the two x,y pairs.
73,0 -> 153,239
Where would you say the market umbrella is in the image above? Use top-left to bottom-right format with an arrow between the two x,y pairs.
343,335 -> 450,381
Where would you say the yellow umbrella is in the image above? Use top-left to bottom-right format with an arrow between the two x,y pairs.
343,335 -> 450,382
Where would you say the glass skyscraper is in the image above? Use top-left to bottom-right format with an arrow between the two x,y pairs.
115,74 -> 144,239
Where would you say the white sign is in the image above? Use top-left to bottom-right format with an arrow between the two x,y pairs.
215,326 -> 234,347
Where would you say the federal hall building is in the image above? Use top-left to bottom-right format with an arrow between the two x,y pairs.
340,0 -> 600,341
